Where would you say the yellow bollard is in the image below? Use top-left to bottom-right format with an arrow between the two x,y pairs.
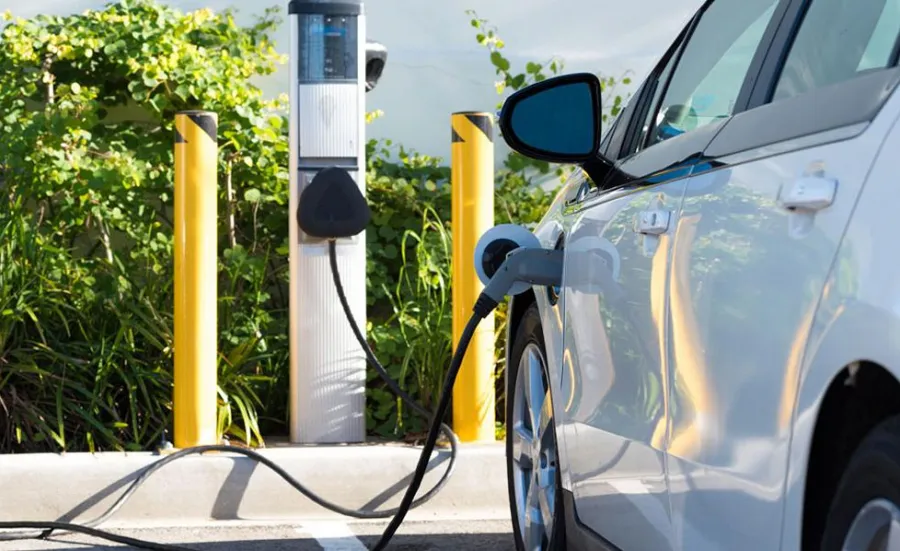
451,111 -> 496,443
173,111 -> 219,449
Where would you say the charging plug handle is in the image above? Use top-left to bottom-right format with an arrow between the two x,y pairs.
480,247 -> 565,307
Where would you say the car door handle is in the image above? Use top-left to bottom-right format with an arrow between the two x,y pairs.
778,175 -> 838,211
634,209 -> 670,235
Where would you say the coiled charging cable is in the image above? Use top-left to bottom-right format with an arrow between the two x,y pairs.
0,239 -> 488,551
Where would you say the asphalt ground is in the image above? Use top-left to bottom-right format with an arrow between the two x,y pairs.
3,518 -> 516,551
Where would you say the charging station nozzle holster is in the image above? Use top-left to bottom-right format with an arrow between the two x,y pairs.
296,166 -> 371,240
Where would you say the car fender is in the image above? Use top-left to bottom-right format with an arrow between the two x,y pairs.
503,170 -> 584,492
780,297 -> 900,550
780,111 -> 900,549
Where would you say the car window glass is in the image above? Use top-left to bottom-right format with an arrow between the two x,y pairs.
772,0 -> 900,101
644,0 -> 780,148
860,0 -> 900,70
600,109 -> 621,150
634,47 -> 680,152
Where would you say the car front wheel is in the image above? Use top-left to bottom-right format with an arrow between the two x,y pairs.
821,415 -> 900,551
506,302 -> 565,551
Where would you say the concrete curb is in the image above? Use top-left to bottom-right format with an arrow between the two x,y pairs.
0,443 -> 510,527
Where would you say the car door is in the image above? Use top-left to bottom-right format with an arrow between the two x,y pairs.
663,0 -> 900,549
559,0 -> 786,547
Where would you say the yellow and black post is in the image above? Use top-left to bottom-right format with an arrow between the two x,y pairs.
451,111 -> 496,443
173,111 -> 219,449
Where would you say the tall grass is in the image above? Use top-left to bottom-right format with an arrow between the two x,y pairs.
0,208 -> 169,452
0,202 -> 280,453
368,206 -> 454,437
392,206 -> 454,411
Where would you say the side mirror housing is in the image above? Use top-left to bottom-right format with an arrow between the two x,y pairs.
498,72 -> 603,163
365,40 -> 388,93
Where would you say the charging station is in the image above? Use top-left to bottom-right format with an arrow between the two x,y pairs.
287,0 -> 387,444
0,2 -> 582,547
0,57 -> 569,546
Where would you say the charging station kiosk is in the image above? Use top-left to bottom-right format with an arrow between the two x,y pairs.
287,0 -> 386,444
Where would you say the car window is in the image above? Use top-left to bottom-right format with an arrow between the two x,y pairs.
642,0 -> 781,149
634,44 -> 681,152
600,109 -> 622,154
601,78 -> 651,160
860,1 -> 900,70
772,0 -> 900,102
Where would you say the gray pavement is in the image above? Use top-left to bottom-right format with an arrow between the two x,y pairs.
0,444 -> 507,526
2,519 -> 516,550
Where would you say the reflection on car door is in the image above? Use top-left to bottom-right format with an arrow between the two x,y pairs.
665,0 -> 900,547
666,110 -> 896,551
559,0 -> 786,546
562,175 -> 685,551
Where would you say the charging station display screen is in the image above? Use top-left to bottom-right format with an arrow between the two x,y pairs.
297,14 -> 359,83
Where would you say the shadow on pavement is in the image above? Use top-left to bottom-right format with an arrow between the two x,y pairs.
53,449 -> 453,525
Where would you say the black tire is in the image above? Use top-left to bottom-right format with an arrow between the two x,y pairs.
506,302 -> 566,551
821,415 -> 900,551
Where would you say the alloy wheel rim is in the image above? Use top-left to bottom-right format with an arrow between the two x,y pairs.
842,498 -> 900,551
511,342 -> 557,551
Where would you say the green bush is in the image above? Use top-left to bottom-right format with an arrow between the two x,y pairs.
0,0 -> 291,452
361,13 -> 634,439
0,1 -> 630,452
362,140 -> 557,438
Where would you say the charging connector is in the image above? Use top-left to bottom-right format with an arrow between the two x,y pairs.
480,247 -> 565,304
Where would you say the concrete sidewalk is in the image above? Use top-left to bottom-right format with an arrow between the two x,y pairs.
0,442 -> 509,527
7,519 -> 516,550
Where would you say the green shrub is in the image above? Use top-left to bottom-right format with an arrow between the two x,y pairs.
0,0 -> 290,451
0,1 -> 630,452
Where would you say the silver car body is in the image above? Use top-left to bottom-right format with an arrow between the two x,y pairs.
506,0 -> 900,548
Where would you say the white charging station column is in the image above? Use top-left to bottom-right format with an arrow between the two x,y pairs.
288,0 -> 367,444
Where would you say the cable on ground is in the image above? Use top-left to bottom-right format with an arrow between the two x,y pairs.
0,240 -> 476,551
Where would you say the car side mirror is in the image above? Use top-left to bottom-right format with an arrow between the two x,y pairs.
498,72 -> 603,163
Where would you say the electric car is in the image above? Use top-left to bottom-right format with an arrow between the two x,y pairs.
497,0 -> 900,549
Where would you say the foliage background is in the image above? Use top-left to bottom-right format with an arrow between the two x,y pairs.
0,0 -> 630,452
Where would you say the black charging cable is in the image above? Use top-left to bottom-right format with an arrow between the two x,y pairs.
0,240 -> 487,551
329,239 -> 497,550
370,293 -> 496,550
326,238 -> 462,485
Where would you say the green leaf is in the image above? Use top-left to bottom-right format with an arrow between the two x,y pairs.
243,188 -> 261,202
174,84 -> 190,100
489,51 -> 510,72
